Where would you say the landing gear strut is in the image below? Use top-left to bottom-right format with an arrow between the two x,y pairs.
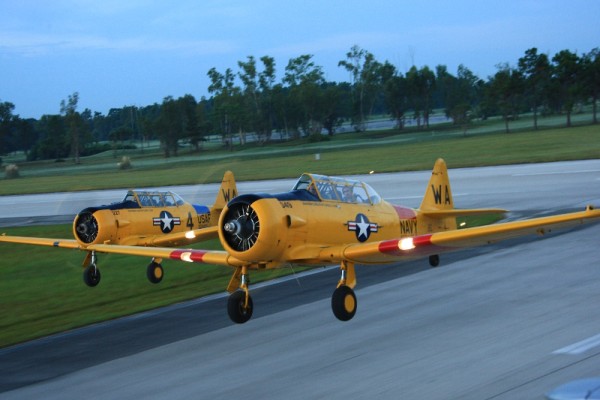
83,251 -> 101,287
227,266 -> 253,324
331,261 -> 357,321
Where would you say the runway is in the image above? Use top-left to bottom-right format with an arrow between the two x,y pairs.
1,160 -> 600,399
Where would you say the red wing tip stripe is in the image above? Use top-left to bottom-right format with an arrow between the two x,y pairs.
378,234 -> 433,255
169,249 -> 208,263
414,234 -> 433,246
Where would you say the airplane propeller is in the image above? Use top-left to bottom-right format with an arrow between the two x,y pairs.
75,212 -> 99,243
222,201 -> 260,252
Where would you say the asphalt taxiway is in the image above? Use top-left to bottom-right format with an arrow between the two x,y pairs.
1,160 -> 600,399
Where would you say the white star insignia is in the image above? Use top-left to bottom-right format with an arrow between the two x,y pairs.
161,212 -> 173,230
356,215 -> 370,239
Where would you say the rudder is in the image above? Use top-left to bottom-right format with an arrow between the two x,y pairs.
210,171 -> 238,224
419,158 -> 454,211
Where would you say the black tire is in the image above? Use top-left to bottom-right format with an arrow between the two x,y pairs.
429,254 -> 440,267
146,261 -> 164,284
331,285 -> 357,321
83,264 -> 101,287
227,290 -> 253,324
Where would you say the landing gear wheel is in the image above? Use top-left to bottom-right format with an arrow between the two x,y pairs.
331,285 -> 357,321
227,290 -> 253,324
83,264 -> 101,287
146,261 -> 164,284
429,254 -> 440,267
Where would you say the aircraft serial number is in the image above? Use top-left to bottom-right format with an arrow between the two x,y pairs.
197,213 -> 211,225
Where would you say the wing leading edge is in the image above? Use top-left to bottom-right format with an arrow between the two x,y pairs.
0,234 -> 81,249
60,206 -> 600,269
338,206 -> 600,264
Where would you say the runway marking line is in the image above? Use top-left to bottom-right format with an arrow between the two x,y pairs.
553,333 -> 600,355
513,169 -> 600,177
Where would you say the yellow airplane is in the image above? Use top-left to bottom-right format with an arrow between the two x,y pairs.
2,160 -> 599,324
0,171 -> 237,287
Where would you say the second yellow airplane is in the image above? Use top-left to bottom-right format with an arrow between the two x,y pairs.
0,171 -> 237,287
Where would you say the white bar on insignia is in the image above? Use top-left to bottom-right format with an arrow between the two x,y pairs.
553,333 -> 600,355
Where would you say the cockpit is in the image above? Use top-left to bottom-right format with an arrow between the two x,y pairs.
292,173 -> 381,204
122,190 -> 186,208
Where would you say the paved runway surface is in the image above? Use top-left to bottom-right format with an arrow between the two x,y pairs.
1,160 -> 600,399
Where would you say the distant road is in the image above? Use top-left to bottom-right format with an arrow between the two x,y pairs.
1,159 -> 600,228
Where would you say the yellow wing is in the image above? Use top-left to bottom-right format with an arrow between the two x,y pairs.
84,242 -> 245,267
131,226 -> 219,246
80,206 -> 600,267
4,206 -> 598,270
334,206 -> 600,264
0,235 -> 82,249
0,226 -> 219,249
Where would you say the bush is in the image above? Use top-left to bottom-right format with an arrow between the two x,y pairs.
5,164 -> 19,179
307,133 -> 330,143
117,156 -> 132,170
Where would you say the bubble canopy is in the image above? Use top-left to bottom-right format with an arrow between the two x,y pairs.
292,173 -> 381,204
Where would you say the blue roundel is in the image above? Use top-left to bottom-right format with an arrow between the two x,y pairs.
153,211 -> 181,233
347,213 -> 378,242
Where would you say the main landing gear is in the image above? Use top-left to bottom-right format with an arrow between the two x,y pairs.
146,258 -> 164,284
81,252 -> 165,287
83,251 -> 101,287
225,256 -> 441,324
331,261 -> 358,321
329,255 -> 441,321
227,266 -> 253,324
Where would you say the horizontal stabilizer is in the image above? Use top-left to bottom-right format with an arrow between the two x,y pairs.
420,208 -> 507,218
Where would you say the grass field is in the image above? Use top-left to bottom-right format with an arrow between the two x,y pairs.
0,118 -> 598,348
1,121 -> 599,195
0,224 -> 309,347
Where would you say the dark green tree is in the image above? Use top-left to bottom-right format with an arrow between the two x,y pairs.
156,96 -> 182,157
552,50 -> 582,127
406,66 -> 436,129
32,115 -> 68,160
487,64 -> 524,133
439,65 -> 482,133
60,92 -> 85,163
338,45 -> 383,131
0,101 -> 17,155
237,55 -> 277,143
581,48 -> 600,124
283,54 -> 325,137
518,48 -> 551,130
208,67 -> 243,149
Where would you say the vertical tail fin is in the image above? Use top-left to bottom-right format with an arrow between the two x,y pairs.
210,171 -> 238,224
419,159 -> 454,211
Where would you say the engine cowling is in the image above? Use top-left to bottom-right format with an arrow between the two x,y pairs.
73,209 -> 116,245
218,195 -> 288,262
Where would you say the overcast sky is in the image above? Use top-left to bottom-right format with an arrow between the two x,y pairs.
2,0 -> 599,119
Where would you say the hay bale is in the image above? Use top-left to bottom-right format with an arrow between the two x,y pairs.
4,164 -> 19,179
117,156 -> 132,170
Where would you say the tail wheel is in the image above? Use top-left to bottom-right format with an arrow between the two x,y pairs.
331,285 -> 357,321
227,290 -> 253,324
83,264 -> 101,287
429,254 -> 440,267
147,261 -> 163,284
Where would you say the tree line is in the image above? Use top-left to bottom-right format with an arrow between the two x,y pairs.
1,45 -> 599,161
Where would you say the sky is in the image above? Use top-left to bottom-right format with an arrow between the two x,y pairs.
1,0 -> 599,119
